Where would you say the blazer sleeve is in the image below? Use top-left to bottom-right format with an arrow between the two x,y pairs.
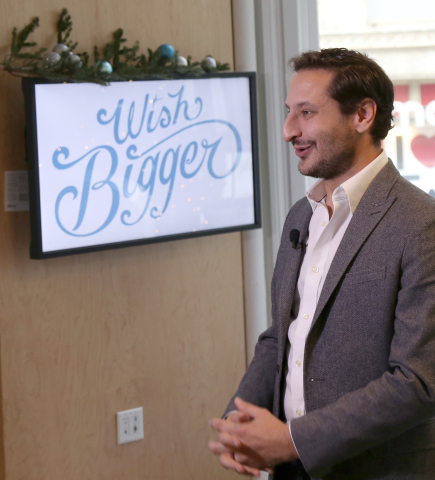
290,215 -> 435,478
223,321 -> 278,416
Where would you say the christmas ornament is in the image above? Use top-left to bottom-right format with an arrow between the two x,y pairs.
95,60 -> 113,74
66,53 -> 82,71
43,51 -> 62,69
176,55 -> 188,67
52,43 -> 69,55
201,56 -> 217,71
157,44 -> 175,60
1,9 -> 231,83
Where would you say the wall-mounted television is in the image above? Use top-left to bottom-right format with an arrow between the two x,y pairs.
22,73 -> 261,259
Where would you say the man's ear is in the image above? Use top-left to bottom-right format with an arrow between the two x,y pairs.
354,98 -> 377,134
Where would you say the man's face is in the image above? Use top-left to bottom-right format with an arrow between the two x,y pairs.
283,69 -> 357,180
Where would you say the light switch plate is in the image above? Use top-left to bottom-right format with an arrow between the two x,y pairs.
117,407 -> 144,444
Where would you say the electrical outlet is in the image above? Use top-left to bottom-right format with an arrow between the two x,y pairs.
117,407 -> 144,445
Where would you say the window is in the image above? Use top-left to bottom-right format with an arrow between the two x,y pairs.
318,0 -> 435,197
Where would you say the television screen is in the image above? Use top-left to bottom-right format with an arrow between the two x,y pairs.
23,73 -> 260,259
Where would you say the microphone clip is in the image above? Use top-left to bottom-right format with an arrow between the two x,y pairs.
290,229 -> 302,250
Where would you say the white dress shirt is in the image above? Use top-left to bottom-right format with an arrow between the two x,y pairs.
284,150 -> 388,427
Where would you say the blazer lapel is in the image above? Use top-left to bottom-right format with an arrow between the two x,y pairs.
311,160 -> 400,327
278,200 -> 313,338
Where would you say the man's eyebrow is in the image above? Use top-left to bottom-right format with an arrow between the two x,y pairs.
296,101 -> 317,109
284,101 -> 318,110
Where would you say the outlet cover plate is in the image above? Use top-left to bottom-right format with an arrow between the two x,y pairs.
117,407 -> 144,445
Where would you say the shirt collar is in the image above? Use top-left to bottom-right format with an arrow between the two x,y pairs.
305,149 -> 388,213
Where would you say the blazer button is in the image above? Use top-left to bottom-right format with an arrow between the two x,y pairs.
276,364 -> 280,374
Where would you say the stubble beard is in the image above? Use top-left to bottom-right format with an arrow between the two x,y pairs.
297,129 -> 357,180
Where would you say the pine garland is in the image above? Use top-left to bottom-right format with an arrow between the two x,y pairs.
5,17 -> 47,72
0,8 -> 230,85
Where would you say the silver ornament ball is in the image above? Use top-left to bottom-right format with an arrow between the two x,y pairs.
53,43 -> 69,55
66,54 -> 82,71
43,51 -> 62,70
201,56 -> 217,71
176,56 -> 188,67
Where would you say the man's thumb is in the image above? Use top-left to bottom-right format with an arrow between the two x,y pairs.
234,397 -> 260,417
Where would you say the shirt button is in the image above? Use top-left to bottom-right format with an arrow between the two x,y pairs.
296,410 -> 302,417
296,360 -> 301,367
303,313 -> 309,320
321,221 -> 326,227
312,267 -> 319,273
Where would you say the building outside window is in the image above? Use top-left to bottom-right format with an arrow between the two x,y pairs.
318,0 -> 435,197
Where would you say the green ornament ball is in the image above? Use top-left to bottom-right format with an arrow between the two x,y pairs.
157,44 -> 175,60
176,56 -> 188,67
95,60 -> 113,74
53,43 -> 69,55
43,51 -> 62,70
201,56 -> 217,71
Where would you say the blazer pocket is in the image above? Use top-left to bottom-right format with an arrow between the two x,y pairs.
370,418 -> 435,457
345,266 -> 386,286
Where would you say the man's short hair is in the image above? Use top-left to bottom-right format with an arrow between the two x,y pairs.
289,48 -> 395,146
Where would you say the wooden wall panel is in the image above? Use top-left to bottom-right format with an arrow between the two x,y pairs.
0,1 -> 246,479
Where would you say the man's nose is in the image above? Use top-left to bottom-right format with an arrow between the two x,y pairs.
282,114 -> 301,143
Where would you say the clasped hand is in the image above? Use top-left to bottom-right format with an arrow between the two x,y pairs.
208,397 -> 298,477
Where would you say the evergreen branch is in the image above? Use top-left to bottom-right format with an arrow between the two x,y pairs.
77,51 -> 89,67
93,46 -> 100,63
14,53 -> 41,59
16,18 -> 40,50
103,43 -> 114,62
57,8 -> 73,44
216,61 -> 230,71
120,41 -> 140,63
10,17 -> 40,58
136,53 -> 147,68
112,28 -> 125,70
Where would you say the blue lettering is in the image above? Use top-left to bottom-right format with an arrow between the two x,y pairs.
180,141 -> 204,179
169,86 -> 202,124
150,147 -> 180,218
147,106 -> 172,133
97,100 -> 128,145
127,95 -> 149,139
54,146 -> 120,236
121,153 -> 159,225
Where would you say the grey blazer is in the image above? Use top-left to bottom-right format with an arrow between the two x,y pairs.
225,160 -> 435,479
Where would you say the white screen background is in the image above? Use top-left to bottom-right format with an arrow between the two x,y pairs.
34,77 -> 255,252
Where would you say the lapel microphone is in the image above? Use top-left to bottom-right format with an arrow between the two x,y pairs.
290,229 -> 301,249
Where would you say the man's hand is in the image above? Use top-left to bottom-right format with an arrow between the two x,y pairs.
208,410 -> 265,476
208,397 -> 298,475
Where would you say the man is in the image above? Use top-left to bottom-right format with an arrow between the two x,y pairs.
208,48 -> 435,479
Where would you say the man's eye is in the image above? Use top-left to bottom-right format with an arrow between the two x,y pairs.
303,110 -> 312,115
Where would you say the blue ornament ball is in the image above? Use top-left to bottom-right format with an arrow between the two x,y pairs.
157,44 -> 175,60
201,56 -> 217,71
95,60 -> 113,74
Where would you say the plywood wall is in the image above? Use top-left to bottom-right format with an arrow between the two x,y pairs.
0,1 -> 247,479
